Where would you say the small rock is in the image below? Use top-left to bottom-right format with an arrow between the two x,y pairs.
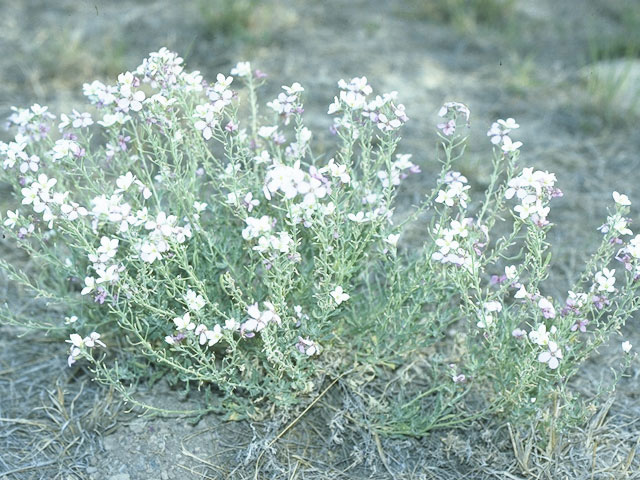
86,466 -> 98,474
103,435 -> 119,451
129,419 -> 147,434
161,472 -> 169,480
108,475 -> 130,480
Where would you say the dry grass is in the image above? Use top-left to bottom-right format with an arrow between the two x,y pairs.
0,333 -> 122,479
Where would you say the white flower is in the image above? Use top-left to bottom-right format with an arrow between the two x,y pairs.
242,302 -> 280,333
194,105 -> 218,140
538,341 -> 563,369
67,333 -> 85,348
228,191 -> 260,211
242,215 -> 273,240
81,276 -> 96,295
193,201 -> 208,213
51,139 -> 80,161
139,241 -> 162,263
435,182 -> 469,208
98,112 -> 130,127
3,210 -> 18,229
204,324 -> 223,346
595,268 -> 616,293
230,61 -> 251,77
347,211 -> 366,223
330,286 -> 350,305
612,216 -> 633,236
270,232 -> 294,253
283,82 -> 304,95
20,154 -> 40,174
95,265 -> 120,285
514,285 -> 529,299
436,234 -> 459,255
628,235 -> 640,258
622,341 -> 633,353
243,303 -> 265,332
505,265 -> 517,280
61,202 -> 88,221
71,110 -> 93,128
97,236 -> 119,260
21,186 -> 39,206
613,191 -> 631,206
173,312 -> 195,331
214,73 -> 233,91
195,324 -> 208,345
514,202 -> 536,220
323,158 -> 351,184
184,289 -> 206,312
484,301 -> 503,313
258,126 -> 278,138
224,318 -> 240,331
501,136 -> 523,153
448,219 -> 468,238
477,314 -> 495,329
529,324 -> 551,346
35,173 -> 57,194
83,332 -> 106,348
116,172 -> 136,191
498,118 -> 519,130
384,233 -> 400,247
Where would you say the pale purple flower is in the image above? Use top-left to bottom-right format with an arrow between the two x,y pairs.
437,119 -> 456,136
512,328 -> 527,339
538,297 -> 556,319
94,287 -> 108,304
444,171 -> 468,184
592,294 -> 610,310
570,318 -> 589,333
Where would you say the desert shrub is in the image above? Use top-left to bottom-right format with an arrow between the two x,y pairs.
1,49 -> 637,431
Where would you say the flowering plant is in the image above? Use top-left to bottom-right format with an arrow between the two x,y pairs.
1,49 -> 637,430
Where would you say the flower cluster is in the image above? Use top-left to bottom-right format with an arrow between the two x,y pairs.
487,117 -> 522,153
328,76 -> 408,135
435,170 -> 471,208
505,167 -> 562,226
267,83 -> 304,125
431,217 -> 474,269
437,102 -> 470,136
242,301 -> 282,336
6,104 -> 55,142
66,332 -> 105,367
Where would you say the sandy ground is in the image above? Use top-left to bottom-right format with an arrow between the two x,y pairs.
1,0 -> 640,478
